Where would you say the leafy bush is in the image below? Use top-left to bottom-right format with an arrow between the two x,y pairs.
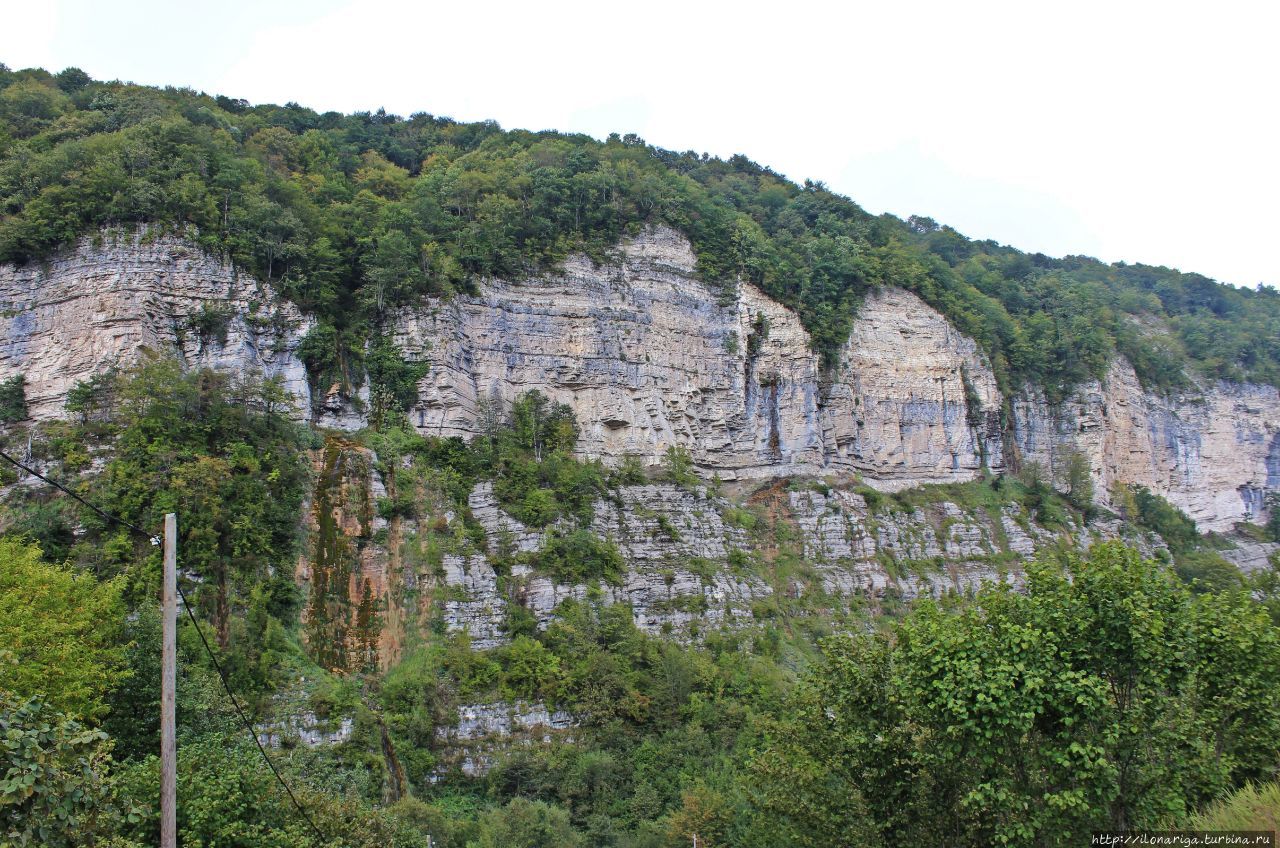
0,538 -> 126,720
0,696 -> 140,847
749,543 -> 1280,846
1130,484 -> 1200,553
521,529 -> 623,585
0,374 -> 26,423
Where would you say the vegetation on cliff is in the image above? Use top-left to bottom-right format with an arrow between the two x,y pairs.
3,64 -> 1279,401
2,62 -> 1280,847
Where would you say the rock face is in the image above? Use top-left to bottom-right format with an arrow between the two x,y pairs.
431,477 -> 1165,648
3,226 -> 1277,530
441,481 -> 768,646
434,701 -> 576,777
395,227 -> 829,479
1013,359 -> 1280,532
0,229 -> 313,419
826,288 -> 1004,489
394,227 -> 1004,490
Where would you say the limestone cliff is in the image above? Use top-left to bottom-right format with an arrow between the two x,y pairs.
394,226 -> 1004,489
1,226 -> 1276,531
1012,359 -> 1280,532
0,229 -> 312,419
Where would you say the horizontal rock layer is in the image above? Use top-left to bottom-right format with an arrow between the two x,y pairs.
2,226 -> 1276,530
0,229 -> 312,419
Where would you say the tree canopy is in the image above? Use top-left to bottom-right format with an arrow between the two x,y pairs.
2,65 -> 1278,401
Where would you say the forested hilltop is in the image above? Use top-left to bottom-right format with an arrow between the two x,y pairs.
2,64 -> 1279,400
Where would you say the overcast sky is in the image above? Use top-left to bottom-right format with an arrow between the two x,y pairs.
3,0 -> 1276,287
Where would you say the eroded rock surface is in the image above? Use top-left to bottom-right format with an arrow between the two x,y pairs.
1013,359 -> 1280,531
3,226 -> 1275,531
0,229 -> 311,419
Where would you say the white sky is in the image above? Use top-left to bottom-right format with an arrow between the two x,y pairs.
2,0 -> 1277,287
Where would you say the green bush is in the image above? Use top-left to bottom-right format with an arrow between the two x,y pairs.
0,373 -> 26,423
521,529 -> 624,585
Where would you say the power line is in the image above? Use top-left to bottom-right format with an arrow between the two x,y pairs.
0,446 -> 329,845
0,446 -> 159,544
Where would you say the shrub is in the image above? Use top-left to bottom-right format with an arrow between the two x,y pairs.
521,529 -> 624,585
0,373 -> 26,422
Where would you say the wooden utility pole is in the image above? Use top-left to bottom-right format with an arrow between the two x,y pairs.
161,513 -> 177,848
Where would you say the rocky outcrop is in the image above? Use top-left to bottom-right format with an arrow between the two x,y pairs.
442,481 -> 769,645
786,486 -> 1163,602
434,477 -> 1168,648
394,227 -> 1004,490
824,288 -> 1004,488
395,227 -> 830,479
3,226 -> 1275,530
0,229 -> 312,419
434,701 -> 576,777
1219,538 -> 1279,576
1013,359 -> 1280,532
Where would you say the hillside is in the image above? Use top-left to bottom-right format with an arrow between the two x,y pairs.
1,64 -> 1279,402
1,65 -> 1279,848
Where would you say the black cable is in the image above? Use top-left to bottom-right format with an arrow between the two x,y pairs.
0,447 -> 159,544
0,446 -> 329,845
173,581 -> 328,845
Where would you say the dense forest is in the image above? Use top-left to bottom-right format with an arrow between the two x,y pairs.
2,65 -> 1279,401
3,64 -> 1280,847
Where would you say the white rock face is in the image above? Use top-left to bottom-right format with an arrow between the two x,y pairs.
435,477 -> 1169,648
0,230 -> 312,419
824,288 -> 1005,488
394,227 -> 1004,489
786,486 -> 1163,602
395,226 -> 828,479
434,700 -> 576,778
3,226 -> 1276,530
436,701 -> 575,744
1013,358 -> 1280,531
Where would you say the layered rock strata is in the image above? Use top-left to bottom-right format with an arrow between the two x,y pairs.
3,226 -> 1276,530
0,229 -> 311,419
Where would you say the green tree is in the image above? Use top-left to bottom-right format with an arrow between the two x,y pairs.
477,797 -> 582,848
750,542 -> 1280,845
1061,449 -> 1095,517
0,538 -> 126,721
0,375 -> 26,423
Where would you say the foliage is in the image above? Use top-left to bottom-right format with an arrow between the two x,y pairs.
661,446 -> 697,488
1121,484 -> 1242,591
475,797 -> 583,848
82,359 -> 309,653
1128,484 -> 1200,553
365,334 -> 428,430
1265,491 -> 1280,542
0,375 -> 26,423
1176,780 -> 1280,833
749,542 -> 1280,846
1060,449 -> 1095,517
518,528 -> 624,585
473,391 -> 606,527
0,695 -> 141,847
0,538 -> 126,720
4,67 -> 1278,400
113,736 -> 313,847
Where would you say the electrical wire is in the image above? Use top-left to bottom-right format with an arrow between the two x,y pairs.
0,446 -> 330,845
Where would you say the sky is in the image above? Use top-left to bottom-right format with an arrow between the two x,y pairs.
3,0 -> 1277,288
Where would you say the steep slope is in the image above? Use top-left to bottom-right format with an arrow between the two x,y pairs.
3,226 -> 1274,530
0,229 -> 311,418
